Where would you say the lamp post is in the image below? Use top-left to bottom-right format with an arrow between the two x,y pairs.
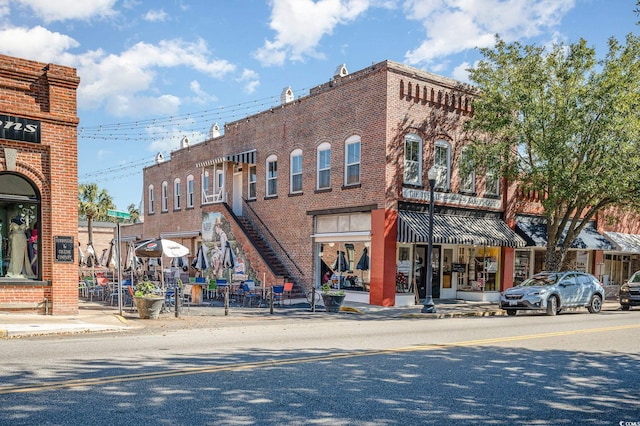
422,166 -> 437,313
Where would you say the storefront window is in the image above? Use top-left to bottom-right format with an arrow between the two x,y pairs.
0,173 -> 40,280
318,241 -> 370,291
514,250 -> 530,285
471,246 -> 500,291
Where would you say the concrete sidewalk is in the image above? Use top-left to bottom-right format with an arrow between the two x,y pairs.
0,298 -> 622,338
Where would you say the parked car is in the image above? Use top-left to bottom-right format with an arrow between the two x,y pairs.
620,271 -> 640,310
500,271 -> 604,316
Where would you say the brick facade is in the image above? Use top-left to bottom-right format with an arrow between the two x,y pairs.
0,54 -> 80,315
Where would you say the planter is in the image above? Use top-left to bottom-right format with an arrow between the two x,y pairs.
321,293 -> 345,313
134,296 -> 164,319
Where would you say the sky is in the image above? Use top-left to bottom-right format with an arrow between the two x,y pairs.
0,0 -> 637,211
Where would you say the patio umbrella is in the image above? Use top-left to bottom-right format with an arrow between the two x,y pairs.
332,250 -> 349,272
135,238 -> 190,288
356,247 -> 369,271
135,238 -> 190,258
222,240 -> 235,282
78,243 -> 85,267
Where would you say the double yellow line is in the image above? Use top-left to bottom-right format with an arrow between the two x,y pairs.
2,323 -> 638,394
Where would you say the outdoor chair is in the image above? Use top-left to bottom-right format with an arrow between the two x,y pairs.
181,283 -> 192,312
206,280 -> 216,299
283,282 -> 294,305
271,285 -> 285,306
241,282 -> 260,307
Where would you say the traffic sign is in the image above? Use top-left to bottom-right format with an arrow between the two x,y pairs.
107,209 -> 130,220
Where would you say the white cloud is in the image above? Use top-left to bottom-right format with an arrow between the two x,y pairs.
237,69 -> 260,95
75,38 -> 236,117
254,0 -> 371,66
187,80 -> 218,105
143,9 -> 168,22
14,0 -> 118,23
0,26 -> 79,63
403,0 -> 575,66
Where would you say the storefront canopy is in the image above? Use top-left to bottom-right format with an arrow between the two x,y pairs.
603,231 -> 640,253
397,211 -> 526,248
195,149 -> 256,168
515,216 -> 616,250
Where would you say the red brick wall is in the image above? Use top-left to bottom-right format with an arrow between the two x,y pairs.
0,54 -> 80,315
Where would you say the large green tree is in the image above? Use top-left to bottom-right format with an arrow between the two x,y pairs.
127,203 -> 140,224
465,34 -> 640,271
78,183 -> 115,248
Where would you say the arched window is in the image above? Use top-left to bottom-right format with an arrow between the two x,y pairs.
173,178 -> 181,210
0,173 -> 40,280
459,147 -> 475,193
344,135 -> 361,186
161,181 -> 168,212
266,155 -> 278,197
317,142 -> 331,190
186,175 -> 194,208
404,134 -> 422,185
148,185 -> 155,214
434,139 -> 451,191
290,149 -> 303,193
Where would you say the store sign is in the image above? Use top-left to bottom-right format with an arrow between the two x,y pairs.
54,236 -> 74,263
402,187 -> 502,209
451,263 -> 467,273
0,114 -> 41,143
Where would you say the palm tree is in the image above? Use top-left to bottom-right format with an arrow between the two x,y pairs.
127,203 -> 140,224
78,183 -> 115,248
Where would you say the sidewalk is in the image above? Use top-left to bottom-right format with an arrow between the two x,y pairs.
0,298 -> 622,338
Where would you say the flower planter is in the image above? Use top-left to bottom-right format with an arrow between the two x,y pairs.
134,296 -> 164,319
321,293 -> 345,313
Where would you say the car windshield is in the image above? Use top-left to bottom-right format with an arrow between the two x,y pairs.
518,273 -> 560,287
629,272 -> 640,283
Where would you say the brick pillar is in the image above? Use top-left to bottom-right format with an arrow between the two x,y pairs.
370,209 -> 397,306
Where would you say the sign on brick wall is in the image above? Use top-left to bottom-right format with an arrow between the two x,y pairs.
0,114 -> 41,143
54,236 -> 74,263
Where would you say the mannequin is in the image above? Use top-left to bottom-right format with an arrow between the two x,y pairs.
6,215 -> 32,278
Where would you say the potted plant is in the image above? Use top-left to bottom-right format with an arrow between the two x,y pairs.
133,280 -> 164,319
321,282 -> 346,313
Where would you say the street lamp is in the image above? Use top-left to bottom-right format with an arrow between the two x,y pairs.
422,166 -> 437,313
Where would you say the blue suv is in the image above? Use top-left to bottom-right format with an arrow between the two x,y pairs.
500,271 -> 604,316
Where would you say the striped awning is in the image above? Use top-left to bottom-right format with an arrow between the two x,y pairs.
398,211 -> 526,248
515,216 -> 616,250
603,231 -> 640,253
196,149 -> 256,168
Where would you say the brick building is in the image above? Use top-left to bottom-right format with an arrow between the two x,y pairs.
0,54 -> 80,314
123,59 -> 640,307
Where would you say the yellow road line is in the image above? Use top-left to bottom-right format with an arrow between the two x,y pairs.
2,323 -> 638,395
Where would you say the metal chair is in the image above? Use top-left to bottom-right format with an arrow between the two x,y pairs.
283,282 -> 294,305
241,282 -> 260,307
271,285 -> 285,306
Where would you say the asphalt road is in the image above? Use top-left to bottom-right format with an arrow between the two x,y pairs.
1,309 -> 639,425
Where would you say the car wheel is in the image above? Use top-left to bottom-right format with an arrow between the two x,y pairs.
546,296 -> 558,316
587,294 -> 602,313
506,309 -> 516,316
621,305 -> 630,311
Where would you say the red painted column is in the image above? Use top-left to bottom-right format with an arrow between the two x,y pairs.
370,209 -> 397,306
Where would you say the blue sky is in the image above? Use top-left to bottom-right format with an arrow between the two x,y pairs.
0,0 -> 637,210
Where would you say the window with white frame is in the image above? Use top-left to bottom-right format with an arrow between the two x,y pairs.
161,181 -> 168,212
266,155 -> 277,197
434,140 -> 451,191
317,142 -> 331,190
187,175 -> 194,208
459,147 -> 475,193
486,166 -> 499,196
215,167 -> 224,197
248,165 -> 257,200
203,171 -> 210,199
174,178 -> 181,210
345,136 -> 361,186
148,185 -> 155,214
404,134 -> 422,185
290,149 -> 302,193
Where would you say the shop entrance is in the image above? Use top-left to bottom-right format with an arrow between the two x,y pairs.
415,244 -> 441,299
